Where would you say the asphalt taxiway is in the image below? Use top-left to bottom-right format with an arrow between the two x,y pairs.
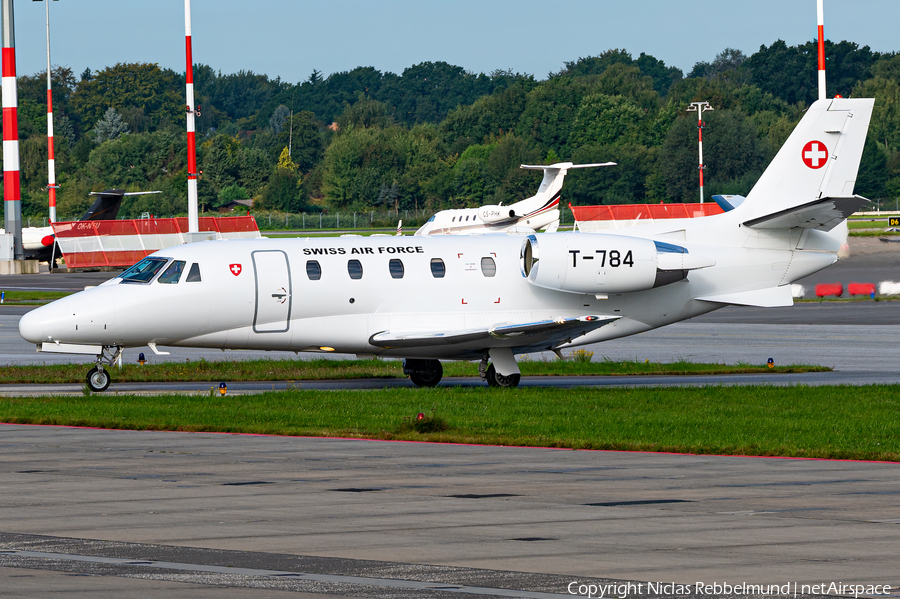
1,240 -> 899,597
2,425 -> 899,598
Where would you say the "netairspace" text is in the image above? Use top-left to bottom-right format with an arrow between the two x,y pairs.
566,581 -> 893,598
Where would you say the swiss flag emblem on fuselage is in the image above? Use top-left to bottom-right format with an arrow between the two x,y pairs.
229,263 -> 242,276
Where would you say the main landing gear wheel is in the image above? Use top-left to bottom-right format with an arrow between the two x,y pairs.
485,364 -> 521,388
86,366 -> 111,393
403,359 -> 443,387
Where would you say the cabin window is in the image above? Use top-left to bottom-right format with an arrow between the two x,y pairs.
481,256 -> 496,277
158,260 -> 186,284
348,259 -> 363,280
186,263 -> 202,282
306,260 -> 321,280
389,259 -> 404,279
452,216 -> 456,222
118,257 -> 169,284
430,258 -> 445,278
465,215 -> 470,221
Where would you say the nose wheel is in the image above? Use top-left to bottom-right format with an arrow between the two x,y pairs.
86,366 -> 111,393
84,346 -> 123,393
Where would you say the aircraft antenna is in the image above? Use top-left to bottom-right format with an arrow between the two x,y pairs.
686,101 -> 713,204
817,0 -> 826,101
184,0 -> 199,233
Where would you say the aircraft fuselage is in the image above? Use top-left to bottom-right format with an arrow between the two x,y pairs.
20,223 -> 838,361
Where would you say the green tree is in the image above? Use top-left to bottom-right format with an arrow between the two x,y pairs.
94,107 -> 130,143
283,110 -> 324,172
568,144 -> 660,204
440,82 -> 533,152
85,129 -> 186,191
71,63 -> 183,133
336,94 -> 394,130
570,94 -> 648,148
277,146 -> 296,171
269,104 -> 290,134
744,40 -> 882,106
516,78 -> 590,157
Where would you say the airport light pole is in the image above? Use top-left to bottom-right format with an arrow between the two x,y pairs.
2,0 -> 23,259
686,101 -> 713,204
185,0 -> 199,233
37,0 -> 58,223
817,0 -> 826,101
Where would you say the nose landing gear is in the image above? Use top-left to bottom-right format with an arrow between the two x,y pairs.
86,366 -> 111,393
85,346 -> 123,393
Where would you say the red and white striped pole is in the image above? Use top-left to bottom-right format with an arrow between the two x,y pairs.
687,101 -> 713,204
185,0 -> 199,233
817,0 -> 826,101
44,0 -> 56,223
2,0 -> 23,259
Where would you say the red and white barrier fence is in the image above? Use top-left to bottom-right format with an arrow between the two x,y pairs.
806,282 -> 885,298
51,216 -> 260,269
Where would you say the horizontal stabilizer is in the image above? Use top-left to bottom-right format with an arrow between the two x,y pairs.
696,286 -> 793,308
369,315 -> 619,349
519,162 -> 616,171
742,195 -> 869,231
711,194 -> 745,212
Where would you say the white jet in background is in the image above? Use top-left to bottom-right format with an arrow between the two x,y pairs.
0,190 -> 160,263
20,98 -> 873,391
414,162 -> 615,236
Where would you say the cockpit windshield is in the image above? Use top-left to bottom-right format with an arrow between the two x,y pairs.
426,215 -> 435,223
118,257 -> 169,284
158,260 -> 186,284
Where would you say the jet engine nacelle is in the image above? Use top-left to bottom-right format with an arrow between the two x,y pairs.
520,233 -> 712,295
478,206 -> 516,223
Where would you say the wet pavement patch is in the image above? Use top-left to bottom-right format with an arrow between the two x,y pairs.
446,493 -> 520,499
584,499 -> 692,507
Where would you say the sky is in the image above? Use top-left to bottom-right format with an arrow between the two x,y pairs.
8,0 -> 900,84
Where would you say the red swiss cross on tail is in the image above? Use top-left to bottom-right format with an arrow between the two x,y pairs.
229,264 -> 242,276
801,140 -> 828,169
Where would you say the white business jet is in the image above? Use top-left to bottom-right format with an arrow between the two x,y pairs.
414,162 -> 615,236
20,98 -> 873,391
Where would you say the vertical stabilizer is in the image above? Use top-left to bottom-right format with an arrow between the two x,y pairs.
739,98 -> 873,223
516,162 -> 615,217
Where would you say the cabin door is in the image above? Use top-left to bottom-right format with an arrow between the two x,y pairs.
252,250 -> 292,333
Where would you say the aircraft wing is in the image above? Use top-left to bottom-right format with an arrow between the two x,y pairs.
368,315 -> 619,352
742,195 -> 869,231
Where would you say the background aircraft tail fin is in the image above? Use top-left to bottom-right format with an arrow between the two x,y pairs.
82,190 -> 161,222
516,162 -> 615,216
739,98 -> 874,225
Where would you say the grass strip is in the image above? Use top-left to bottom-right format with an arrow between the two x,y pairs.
0,385 -> 896,461
0,291 -> 72,305
0,358 -> 829,384
849,230 -> 900,237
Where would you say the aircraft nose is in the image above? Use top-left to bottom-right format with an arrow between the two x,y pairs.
18,307 -> 45,344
